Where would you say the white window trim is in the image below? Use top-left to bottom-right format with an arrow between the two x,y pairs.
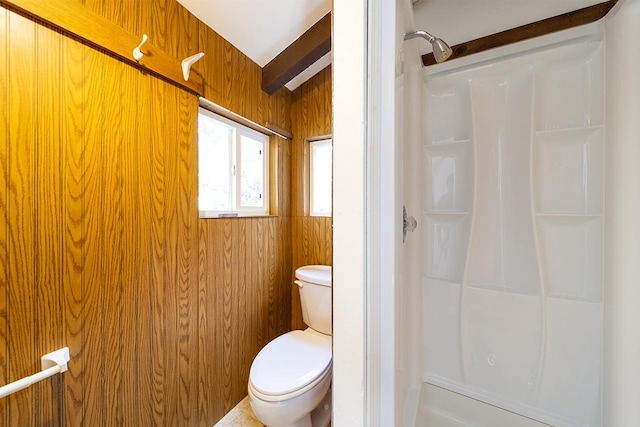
198,108 -> 270,218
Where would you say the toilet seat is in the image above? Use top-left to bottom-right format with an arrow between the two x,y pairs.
249,330 -> 332,402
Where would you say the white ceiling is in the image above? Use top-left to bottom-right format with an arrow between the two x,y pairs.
176,0 -> 332,91
178,0 -> 607,91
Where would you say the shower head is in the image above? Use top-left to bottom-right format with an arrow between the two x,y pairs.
404,30 -> 453,63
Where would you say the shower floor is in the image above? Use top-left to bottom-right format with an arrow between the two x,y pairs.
415,383 -> 551,427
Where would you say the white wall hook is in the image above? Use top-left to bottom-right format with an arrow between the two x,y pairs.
182,52 -> 205,81
133,34 -> 148,62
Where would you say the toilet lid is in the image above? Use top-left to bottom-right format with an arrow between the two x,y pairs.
250,330 -> 332,397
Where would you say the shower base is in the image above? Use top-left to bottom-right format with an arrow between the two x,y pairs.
414,383 -> 550,427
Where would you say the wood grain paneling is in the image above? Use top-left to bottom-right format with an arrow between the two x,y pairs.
0,0 -> 293,425
81,43 -> 104,427
120,55 -> 139,424
177,84 -> 199,426
102,54 -> 124,427
163,82 -> 180,427
0,0 -> 204,95
151,0 -> 168,53
34,24 -> 63,427
8,11 -> 36,425
196,216 -> 292,421
290,66 -> 333,330
149,73 -> 164,424
0,8 -> 8,424
134,67 -> 154,427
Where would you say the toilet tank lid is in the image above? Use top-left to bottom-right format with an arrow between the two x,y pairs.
295,265 -> 332,287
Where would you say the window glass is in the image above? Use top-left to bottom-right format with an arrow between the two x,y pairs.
198,108 -> 269,217
240,135 -> 264,207
310,139 -> 332,216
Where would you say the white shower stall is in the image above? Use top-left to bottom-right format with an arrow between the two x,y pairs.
392,0 -> 640,426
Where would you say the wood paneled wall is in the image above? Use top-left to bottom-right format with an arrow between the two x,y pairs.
0,1 -> 292,425
290,66 -> 333,330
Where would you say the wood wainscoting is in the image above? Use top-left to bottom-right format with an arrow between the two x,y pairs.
291,66 -> 333,330
0,1 -> 293,425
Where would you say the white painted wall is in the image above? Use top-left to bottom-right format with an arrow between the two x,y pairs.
366,0 -> 400,425
603,0 -> 640,424
332,0 -> 366,425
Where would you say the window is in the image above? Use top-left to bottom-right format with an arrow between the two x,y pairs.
198,107 -> 269,217
309,138 -> 332,216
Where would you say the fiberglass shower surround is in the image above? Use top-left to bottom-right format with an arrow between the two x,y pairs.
421,27 -> 605,426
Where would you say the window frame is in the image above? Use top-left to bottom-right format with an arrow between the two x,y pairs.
198,107 -> 270,218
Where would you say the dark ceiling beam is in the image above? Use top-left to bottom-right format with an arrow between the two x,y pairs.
262,12 -> 331,95
422,0 -> 617,66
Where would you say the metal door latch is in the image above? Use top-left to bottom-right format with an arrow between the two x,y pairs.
403,205 -> 417,243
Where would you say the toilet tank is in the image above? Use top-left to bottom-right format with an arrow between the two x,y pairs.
295,265 -> 332,335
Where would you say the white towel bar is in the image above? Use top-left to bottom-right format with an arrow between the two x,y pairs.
0,347 -> 70,399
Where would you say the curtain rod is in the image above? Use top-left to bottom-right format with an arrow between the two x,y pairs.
198,97 -> 292,140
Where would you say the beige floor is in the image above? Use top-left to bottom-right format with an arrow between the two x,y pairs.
214,396 -> 265,427
213,395 -> 332,427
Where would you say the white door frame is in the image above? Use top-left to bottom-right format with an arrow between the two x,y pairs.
332,0 -> 397,425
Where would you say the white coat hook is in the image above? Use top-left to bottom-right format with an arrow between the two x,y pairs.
133,34 -> 148,62
181,52 -> 205,81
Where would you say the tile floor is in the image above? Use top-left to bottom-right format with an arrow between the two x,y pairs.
214,396 -> 264,427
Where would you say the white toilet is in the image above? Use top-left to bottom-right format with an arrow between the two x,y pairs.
248,265 -> 332,427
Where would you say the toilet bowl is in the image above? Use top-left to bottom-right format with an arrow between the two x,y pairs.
248,329 -> 332,427
248,265 -> 332,427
